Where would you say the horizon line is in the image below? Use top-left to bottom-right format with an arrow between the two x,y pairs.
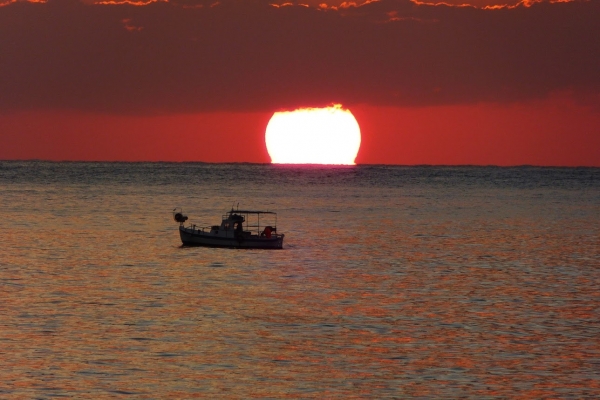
0,159 -> 598,168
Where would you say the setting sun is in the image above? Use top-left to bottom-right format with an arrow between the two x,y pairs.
265,104 -> 361,165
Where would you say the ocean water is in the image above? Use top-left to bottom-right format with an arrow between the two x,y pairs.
0,162 -> 599,398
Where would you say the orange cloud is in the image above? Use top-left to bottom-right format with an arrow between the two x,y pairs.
384,9 -> 437,23
96,0 -> 166,5
10,0 -> 576,10
316,0 -> 379,10
260,0 -> 580,9
267,0 -> 381,10
121,18 -> 143,31
410,0 -> 473,6
0,0 -> 46,6
409,0 -> 578,9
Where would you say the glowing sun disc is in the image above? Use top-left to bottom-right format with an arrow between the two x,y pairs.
265,104 -> 361,165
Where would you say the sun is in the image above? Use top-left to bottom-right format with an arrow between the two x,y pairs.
265,104 -> 361,165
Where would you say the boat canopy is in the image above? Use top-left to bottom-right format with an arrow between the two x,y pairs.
228,209 -> 277,215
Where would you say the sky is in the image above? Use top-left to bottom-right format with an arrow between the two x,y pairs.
0,0 -> 598,165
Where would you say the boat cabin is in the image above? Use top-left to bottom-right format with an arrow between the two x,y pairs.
208,209 -> 277,239
209,213 -> 245,236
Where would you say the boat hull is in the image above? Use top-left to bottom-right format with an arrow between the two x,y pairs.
179,226 -> 284,249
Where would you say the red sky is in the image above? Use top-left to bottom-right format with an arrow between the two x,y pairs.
0,0 -> 598,165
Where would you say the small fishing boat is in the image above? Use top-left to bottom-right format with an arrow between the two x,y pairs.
173,207 -> 284,249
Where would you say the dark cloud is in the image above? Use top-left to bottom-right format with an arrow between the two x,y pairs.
0,0 -> 598,114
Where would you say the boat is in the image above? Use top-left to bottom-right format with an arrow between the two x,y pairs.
173,207 -> 285,249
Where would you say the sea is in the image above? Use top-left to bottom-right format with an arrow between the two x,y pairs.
1,161 -> 599,398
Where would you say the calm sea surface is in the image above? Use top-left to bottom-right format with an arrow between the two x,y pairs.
1,162 -> 599,398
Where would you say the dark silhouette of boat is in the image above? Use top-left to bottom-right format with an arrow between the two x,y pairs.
173,207 -> 284,249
